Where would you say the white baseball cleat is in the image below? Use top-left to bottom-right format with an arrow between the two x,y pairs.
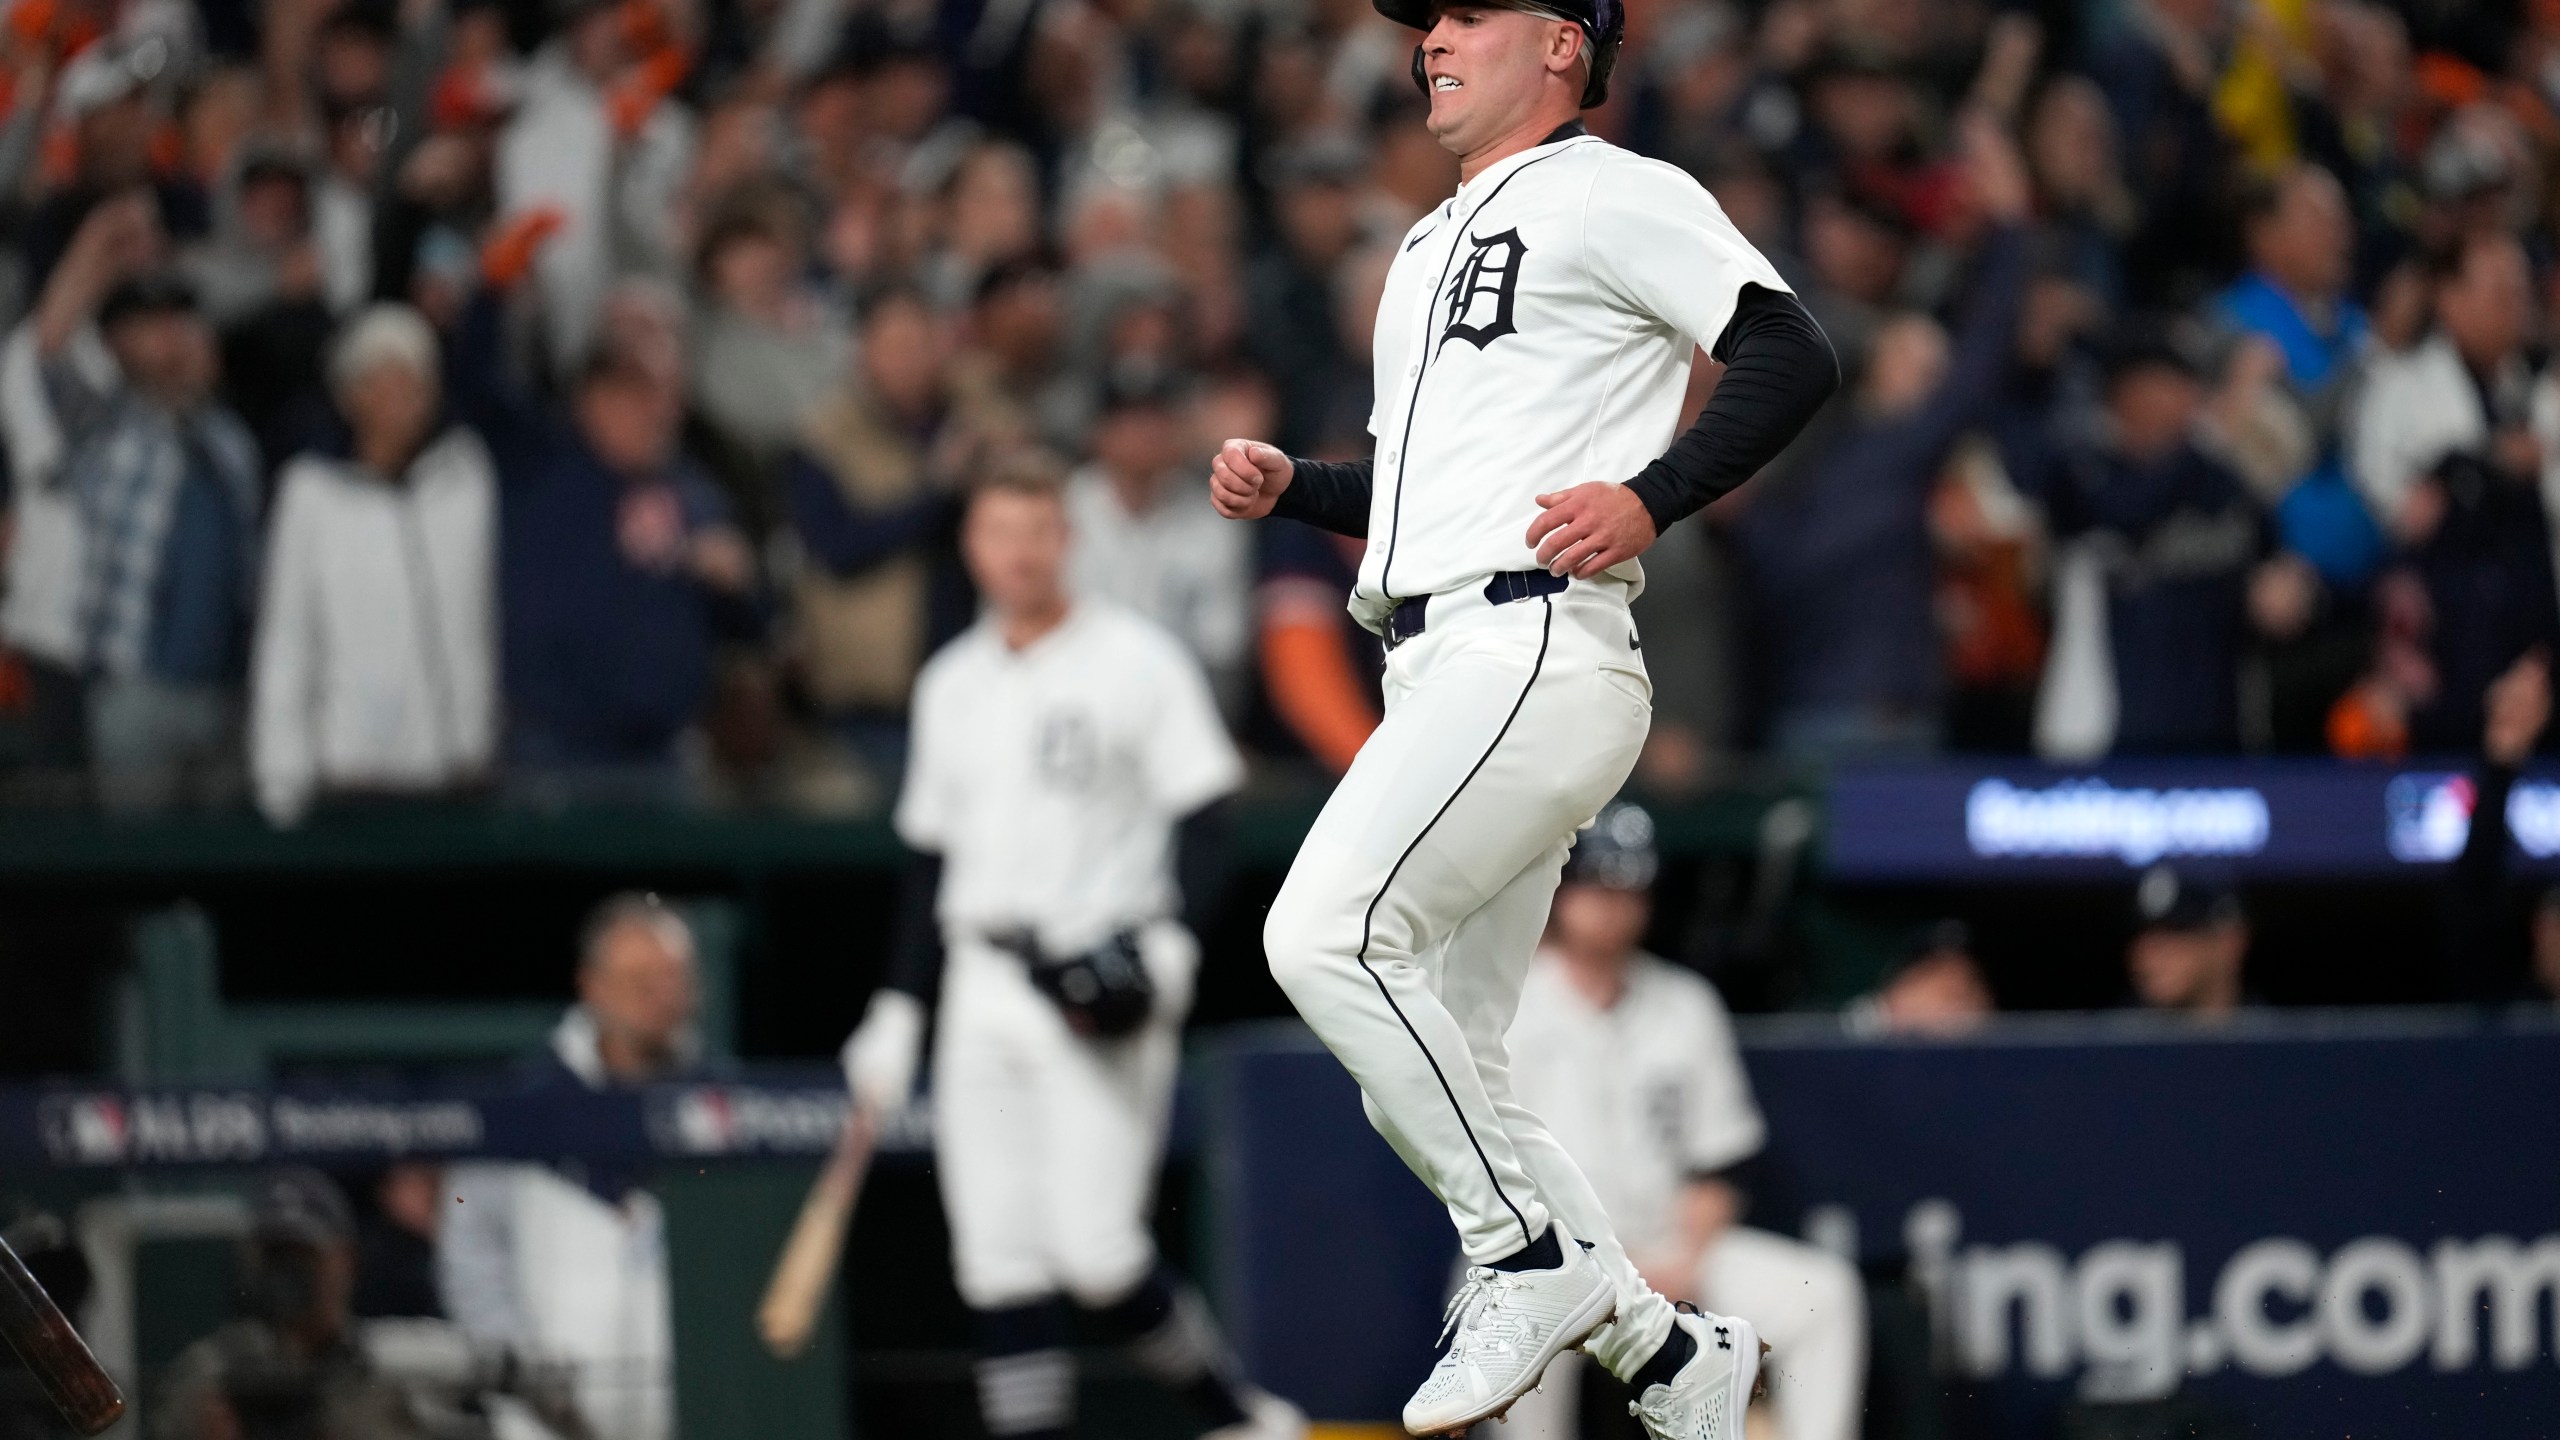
1205,1388 -> 1309,1440
1401,1234 -> 1616,1436
1626,1308 -> 1765,1440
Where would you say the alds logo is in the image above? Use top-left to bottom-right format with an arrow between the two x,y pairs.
1441,229 -> 1527,351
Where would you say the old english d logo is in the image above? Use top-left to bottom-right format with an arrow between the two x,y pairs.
1440,228 -> 1526,351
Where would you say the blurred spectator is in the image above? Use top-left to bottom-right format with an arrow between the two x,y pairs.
1843,919 -> 1995,1036
184,140 -> 338,470
1503,803 -> 1866,1440
2,199 -> 261,812
2351,231 -> 2538,544
2354,233 -> 2560,751
1246,138 -> 1367,454
2040,326 -> 2295,756
155,1169 -> 391,1440
2085,0 -> 2237,306
2211,164 -> 2381,588
1066,373 -> 1250,708
947,257 -> 1080,455
442,893 -> 703,1440
157,1171 -> 432,1440
1739,117 -> 2026,764
688,191 -> 848,518
494,0 -> 693,374
161,1169 -> 582,1440
448,232 -> 759,792
0,0 -> 2556,824
251,303 -> 496,825
353,1163 -> 448,1320
1253,517 -> 1378,774
184,142 -> 319,327
2437,650 -> 2551,1001
20,40 -> 210,295
2022,75 -> 2133,310
786,286 -> 965,756
2125,866 -> 2253,1018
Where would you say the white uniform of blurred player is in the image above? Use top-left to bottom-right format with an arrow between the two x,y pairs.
840,475 -> 1304,1440
1206,0 -> 1836,1432
1493,803 -> 1866,1440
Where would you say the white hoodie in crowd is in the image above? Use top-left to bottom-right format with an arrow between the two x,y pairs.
249,429 -> 498,824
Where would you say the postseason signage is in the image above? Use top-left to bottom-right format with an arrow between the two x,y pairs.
1206,1018 -> 2560,1437
1743,1017 -> 2560,1438
1826,760 -> 2560,880
0,1073 -> 860,1173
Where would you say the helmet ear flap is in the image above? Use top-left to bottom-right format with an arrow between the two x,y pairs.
1411,42 -> 1429,95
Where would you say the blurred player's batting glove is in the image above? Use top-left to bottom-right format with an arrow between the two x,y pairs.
1627,1308 -> 1764,1440
1205,1388 -> 1309,1440
1402,1230 -> 1615,1436
840,990 -> 925,1118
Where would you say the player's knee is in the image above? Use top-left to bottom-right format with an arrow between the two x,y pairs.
1260,889 -> 1334,997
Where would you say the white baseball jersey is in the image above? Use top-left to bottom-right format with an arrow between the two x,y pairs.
1506,950 -> 1766,1258
1357,132 -> 1789,616
896,601 -> 1243,953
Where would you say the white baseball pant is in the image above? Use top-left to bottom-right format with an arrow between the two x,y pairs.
1263,578 -> 1675,1377
1483,1227 -> 1869,1440
931,922 -> 1194,1309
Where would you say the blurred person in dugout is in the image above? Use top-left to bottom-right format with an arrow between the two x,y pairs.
441,895 -> 709,1440
1493,803 -> 1866,1440
2124,867 -> 2256,1019
838,474 -> 1302,1440
1841,920 -> 1996,1037
158,1169 -> 583,1440
0,197 -> 261,810
250,303 -> 498,827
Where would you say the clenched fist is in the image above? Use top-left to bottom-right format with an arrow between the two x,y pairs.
1210,438 -> 1293,520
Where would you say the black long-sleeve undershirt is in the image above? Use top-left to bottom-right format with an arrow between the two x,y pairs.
1272,458 -> 1375,537
1277,284 -> 1834,542
1622,284 -> 1838,534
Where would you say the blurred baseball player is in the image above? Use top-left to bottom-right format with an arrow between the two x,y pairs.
1498,803 -> 1866,1440
1207,0 -> 1837,1432
840,468 -> 1304,1440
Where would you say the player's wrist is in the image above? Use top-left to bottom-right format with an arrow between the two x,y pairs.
1621,469 -> 1683,537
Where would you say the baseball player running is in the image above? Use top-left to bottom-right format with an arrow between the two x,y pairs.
1502,803 -> 1867,1440
1207,0 -> 1837,1434
840,469 -> 1305,1440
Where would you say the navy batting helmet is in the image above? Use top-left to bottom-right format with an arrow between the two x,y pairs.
1566,800 -> 1659,891
1388,0 -> 1626,110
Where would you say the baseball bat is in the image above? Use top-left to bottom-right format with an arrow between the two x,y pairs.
755,1107 -> 878,1359
0,1235 -> 124,1435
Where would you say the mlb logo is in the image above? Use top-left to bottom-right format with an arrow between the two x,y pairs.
665,1087 -> 737,1155
39,1095 -> 129,1164
2384,773 -> 2472,862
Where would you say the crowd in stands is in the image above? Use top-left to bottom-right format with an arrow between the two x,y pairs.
3,0 -> 2560,819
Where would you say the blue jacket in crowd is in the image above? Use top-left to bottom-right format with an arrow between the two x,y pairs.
1738,223 -> 2029,724
449,293 -> 757,769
